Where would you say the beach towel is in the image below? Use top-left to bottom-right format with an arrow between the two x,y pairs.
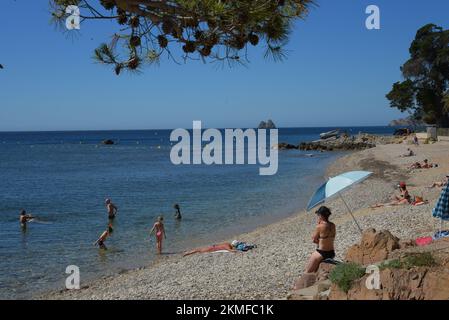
433,230 -> 449,241
415,236 -> 433,246
211,250 -> 234,254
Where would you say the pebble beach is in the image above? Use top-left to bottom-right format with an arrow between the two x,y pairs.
41,139 -> 449,300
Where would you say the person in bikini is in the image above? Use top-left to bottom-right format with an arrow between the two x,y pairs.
429,175 -> 449,189
105,198 -> 118,220
150,216 -> 166,254
183,240 -> 238,257
409,159 -> 436,170
371,182 -> 411,208
305,206 -> 336,273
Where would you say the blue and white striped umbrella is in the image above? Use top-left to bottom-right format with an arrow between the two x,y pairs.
433,184 -> 449,221
307,171 -> 373,233
307,171 -> 373,211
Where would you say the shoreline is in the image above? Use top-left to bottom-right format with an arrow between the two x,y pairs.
40,140 -> 449,300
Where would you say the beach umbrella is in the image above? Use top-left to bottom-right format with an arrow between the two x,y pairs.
433,184 -> 449,232
307,171 -> 373,234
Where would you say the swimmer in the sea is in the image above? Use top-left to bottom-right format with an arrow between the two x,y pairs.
19,210 -> 34,229
174,204 -> 182,220
105,198 -> 118,220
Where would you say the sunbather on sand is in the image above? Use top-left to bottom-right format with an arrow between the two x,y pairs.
400,148 -> 415,157
409,159 -> 437,169
371,182 -> 412,208
183,240 -> 239,257
305,206 -> 336,273
428,175 -> 449,189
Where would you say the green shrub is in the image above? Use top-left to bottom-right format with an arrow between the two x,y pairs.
403,252 -> 436,268
379,259 -> 402,270
329,263 -> 365,293
380,252 -> 436,270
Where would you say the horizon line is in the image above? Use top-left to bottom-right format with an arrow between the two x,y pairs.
0,124 -> 401,133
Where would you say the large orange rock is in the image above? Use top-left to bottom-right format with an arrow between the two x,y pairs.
293,273 -> 316,290
422,270 -> 449,300
345,228 -> 400,265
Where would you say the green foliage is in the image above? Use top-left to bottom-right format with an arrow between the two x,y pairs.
380,252 -> 437,270
386,24 -> 449,127
50,0 -> 315,74
329,263 -> 365,293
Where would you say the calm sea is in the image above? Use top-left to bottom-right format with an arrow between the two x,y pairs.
0,126 -> 396,299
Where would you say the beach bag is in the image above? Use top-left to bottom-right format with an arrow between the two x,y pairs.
236,242 -> 256,252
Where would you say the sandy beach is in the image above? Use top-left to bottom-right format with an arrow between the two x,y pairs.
41,139 -> 449,300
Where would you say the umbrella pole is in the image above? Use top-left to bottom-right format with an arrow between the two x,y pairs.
339,193 -> 363,234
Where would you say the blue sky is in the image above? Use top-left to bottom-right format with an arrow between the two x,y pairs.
0,0 -> 448,131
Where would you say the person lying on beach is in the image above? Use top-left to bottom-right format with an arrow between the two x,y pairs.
371,182 -> 412,208
400,148 -> 415,157
409,161 -> 422,169
183,241 -> 240,257
409,159 -> 437,170
428,175 -> 449,189
305,206 -> 336,273
93,225 -> 113,250
174,204 -> 182,220
105,198 -> 118,220
19,210 -> 34,229
149,216 -> 166,254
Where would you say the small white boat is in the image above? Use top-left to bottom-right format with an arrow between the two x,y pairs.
320,129 -> 340,140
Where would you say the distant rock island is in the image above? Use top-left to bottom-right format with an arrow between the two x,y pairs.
102,139 -> 115,145
389,116 -> 425,127
258,120 -> 276,129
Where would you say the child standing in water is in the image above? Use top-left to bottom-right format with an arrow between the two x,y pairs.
93,224 -> 113,250
149,216 -> 166,254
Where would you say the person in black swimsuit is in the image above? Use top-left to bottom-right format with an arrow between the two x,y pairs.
305,206 -> 336,273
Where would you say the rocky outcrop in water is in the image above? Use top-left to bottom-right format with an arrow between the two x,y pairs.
258,120 -> 276,129
298,133 -> 405,152
102,139 -> 115,145
274,142 -> 299,150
